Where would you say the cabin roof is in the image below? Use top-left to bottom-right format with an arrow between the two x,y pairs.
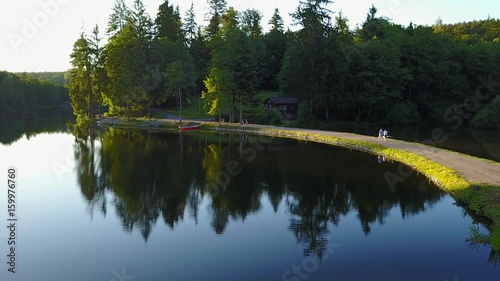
264,97 -> 299,105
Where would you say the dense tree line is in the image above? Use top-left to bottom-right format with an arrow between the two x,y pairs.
20,72 -> 68,86
0,71 -> 69,119
69,0 -> 500,128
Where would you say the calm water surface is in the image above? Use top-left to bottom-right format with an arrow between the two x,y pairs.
0,117 -> 498,281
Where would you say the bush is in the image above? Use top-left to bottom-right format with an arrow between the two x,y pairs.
385,102 -> 420,125
246,107 -> 283,125
296,101 -> 311,121
246,110 -> 266,124
267,107 -> 283,125
471,95 -> 500,129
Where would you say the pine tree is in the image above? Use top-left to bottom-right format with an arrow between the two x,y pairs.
155,0 -> 183,41
68,33 -> 93,120
183,2 -> 197,46
269,8 -> 284,33
106,0 -> 129,37
205,0 -> 227,39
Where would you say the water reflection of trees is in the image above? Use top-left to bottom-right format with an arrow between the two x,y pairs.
73,129 -> 445,255
0,110 -> 74,144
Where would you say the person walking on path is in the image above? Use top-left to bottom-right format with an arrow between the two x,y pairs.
383,129 -> 388,141
378,129 -> 384,141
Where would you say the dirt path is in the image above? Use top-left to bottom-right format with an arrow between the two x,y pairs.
218,124 -> 500,186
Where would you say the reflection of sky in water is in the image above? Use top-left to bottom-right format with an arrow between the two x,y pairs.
0,132 -> 497,281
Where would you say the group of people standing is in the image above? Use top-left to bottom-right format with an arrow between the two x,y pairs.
378,128 -> 388,141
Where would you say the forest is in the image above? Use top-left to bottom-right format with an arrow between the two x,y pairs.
64,0 -> 500,128
0,71 -> 69,119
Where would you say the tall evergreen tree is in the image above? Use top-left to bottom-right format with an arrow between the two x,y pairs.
269,8 -> 284,33
241,9 -> 263,38
106,0 -> 129,37
205,0 -> 227,39
68,33 -> 93,120
183,2 -> 197,46
105,0 -> 158,116
155,0 -> 183,41
89,24 -> 107,118
190,27 -> 211,99
358,4 -> 385,41
264,8 -> 287,90
281,0 -> 333,114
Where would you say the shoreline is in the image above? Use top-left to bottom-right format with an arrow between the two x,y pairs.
94,117 -> 500,246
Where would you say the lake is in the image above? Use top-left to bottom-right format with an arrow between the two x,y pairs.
0,115 -> 498,281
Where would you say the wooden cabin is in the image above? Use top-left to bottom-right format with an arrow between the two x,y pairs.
263,97 -> 299,120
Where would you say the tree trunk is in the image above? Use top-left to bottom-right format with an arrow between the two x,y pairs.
178,85 -> 182,122
227,94 -> 231,122
231,93 -> 236,123
366,107 -> 372,122
218,105 -> 221,125
87,69 -> 93,119
354,105 -> 361,122
239,95 -> 242,123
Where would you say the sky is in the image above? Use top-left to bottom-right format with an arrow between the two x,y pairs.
0,0 -> 497,73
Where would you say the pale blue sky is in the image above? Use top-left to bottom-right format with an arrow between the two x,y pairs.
0,0 -> 497,72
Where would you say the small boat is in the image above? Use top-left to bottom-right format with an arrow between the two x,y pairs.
178,124 -> 200,132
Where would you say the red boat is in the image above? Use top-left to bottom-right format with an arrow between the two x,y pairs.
178,124 -> 200,132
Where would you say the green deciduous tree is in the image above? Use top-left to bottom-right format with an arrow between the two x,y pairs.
105,0 -> 159,116
153,38 -> 196,120
203,7 -> 259,122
